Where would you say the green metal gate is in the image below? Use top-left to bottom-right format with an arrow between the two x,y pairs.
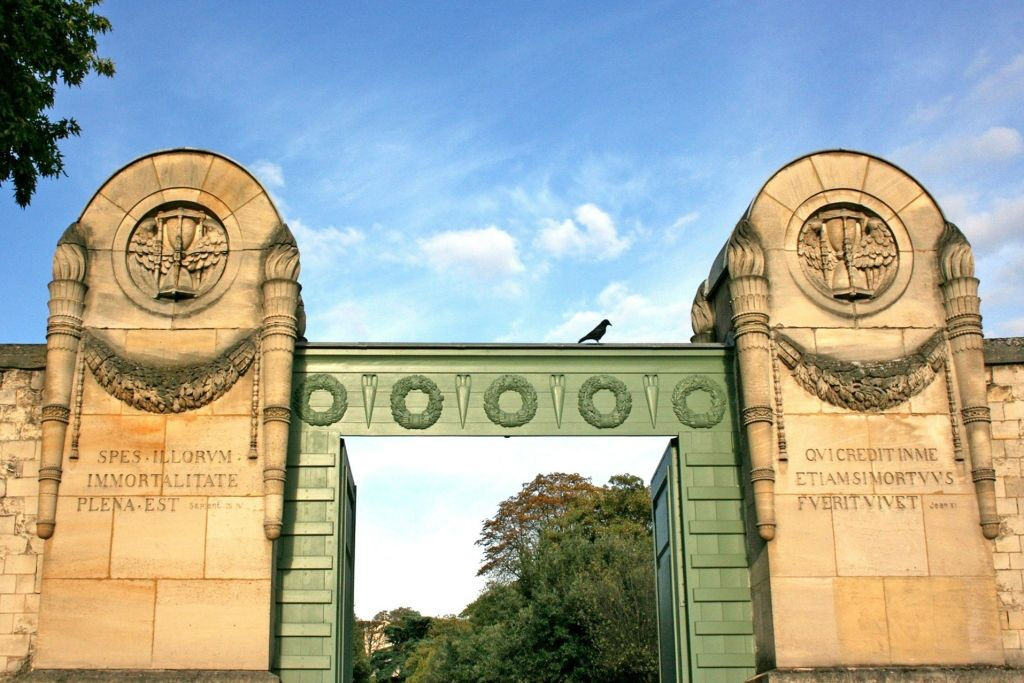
276,343 -> 756,681
274,435 -> 356,682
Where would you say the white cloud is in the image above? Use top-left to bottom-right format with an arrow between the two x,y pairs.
289,218 -> 365,268
249,159 -> 285,189
906,95 -> 953,124
971,52 -> 1024,102
418,226 -> 525,278
536,203 -> 631,260
955,193 -> 1024,254
664,211 -> 700,244
544,281 -> 691,343
892,126 -> 1024,175
307,296 -> 423,342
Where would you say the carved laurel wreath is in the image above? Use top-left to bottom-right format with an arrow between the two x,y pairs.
672,375 -> 726,428
390,374 -> 444,430
774,330 -> 945,412
483,374 -> 538,428
578,375 -> 632,429
82,330 -> 257,414
293,374 -> 347,426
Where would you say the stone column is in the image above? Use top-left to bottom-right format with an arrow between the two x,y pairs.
37,225 -> 88,539
938,222 -> 999,539
261,225 -> 301,540
727,219 -> 776,541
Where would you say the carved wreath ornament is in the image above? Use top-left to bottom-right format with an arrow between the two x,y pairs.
774,330 -> 945,412
672,375 -> 726,428
293,374 -> 348,426
578,375 -> 632,429
82,330 -> 257,413
483,374 -> 538,428
390,374 -> 444,429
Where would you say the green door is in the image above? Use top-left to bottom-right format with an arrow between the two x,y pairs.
275,436 -> 357,682
652,438 -> 687,682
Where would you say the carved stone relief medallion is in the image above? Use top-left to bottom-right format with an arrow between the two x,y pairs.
797,203 -> 898,303
126,203 -> 229,301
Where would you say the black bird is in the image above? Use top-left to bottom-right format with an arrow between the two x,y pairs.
578,319 -> 612,343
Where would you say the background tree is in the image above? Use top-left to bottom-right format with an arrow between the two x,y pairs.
367,607 -> 433,681
475,472 -> 597,582
351,619 -> 372,683
402,473 -> 658,682
0,0 -> 115,207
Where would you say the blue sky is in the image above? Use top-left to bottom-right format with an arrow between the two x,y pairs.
2,1 -> 1023,616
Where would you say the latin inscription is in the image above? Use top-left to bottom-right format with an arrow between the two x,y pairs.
795,444 -> 960,514
76,447 -> 242,513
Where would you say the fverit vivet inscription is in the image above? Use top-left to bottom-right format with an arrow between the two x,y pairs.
794,445 -> 960,512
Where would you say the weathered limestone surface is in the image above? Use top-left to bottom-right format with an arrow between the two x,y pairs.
986,342 -> 1024,667
700,151 -> 1010,676
24,150 -> 298,675
0,362 -> 45,677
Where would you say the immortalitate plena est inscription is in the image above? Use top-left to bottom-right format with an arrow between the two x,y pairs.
76,448 -> 241,513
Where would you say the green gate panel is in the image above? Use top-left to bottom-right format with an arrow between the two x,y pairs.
652,440 -> 688,683
274,436 -> 356,683
677,426 -> 756,683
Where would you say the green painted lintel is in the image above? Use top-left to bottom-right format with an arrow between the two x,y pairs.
686,486 -> 742,500
695,653 -> 755,668
277,589 -> 332,604
688,520 -> 745,534
287,488 -> 335,502
275,655 -> 332,670
692,587 -> 751,602
691,553 -> 749,568
685,453 -> 737,466
279,556 -> 333,569
277,623 -> 332,637
284,522 -> 334,536
694,620 -> 754,635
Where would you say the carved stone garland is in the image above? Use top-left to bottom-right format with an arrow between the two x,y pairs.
390,375 -> 445,430
81,330 -> 258,413
483,374 -> 538,428
727,218 -> 776,541
578,375 -> 632,429
773,331 -> 945,412
938,222 -> 999,539
38,224 -> 88,538
672,375 -> 726,428
294,373 -> 348,426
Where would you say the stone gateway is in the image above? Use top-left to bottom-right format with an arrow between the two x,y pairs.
0,149 -> 1020,681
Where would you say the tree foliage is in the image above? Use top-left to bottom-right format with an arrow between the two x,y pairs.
396,472 -> 658,682
0,0 -> 115,206
475,472 -> 598,581
365,607 -> 433,682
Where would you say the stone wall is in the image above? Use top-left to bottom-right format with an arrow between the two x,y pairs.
2,337 -> 1024,674
986,338 -> 1024,666
0,347 -> 45,675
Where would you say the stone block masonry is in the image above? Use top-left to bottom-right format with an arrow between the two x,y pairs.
0,348 -> 45,676
986,338 -> 1024,667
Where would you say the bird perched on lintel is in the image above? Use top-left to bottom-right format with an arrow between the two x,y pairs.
578,319 -> 611,343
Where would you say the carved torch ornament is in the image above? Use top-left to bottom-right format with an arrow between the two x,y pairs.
260,224 -> 302,540
38,225 -> 89,538
938,222 -> 998,539
727,219 -> 776,541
